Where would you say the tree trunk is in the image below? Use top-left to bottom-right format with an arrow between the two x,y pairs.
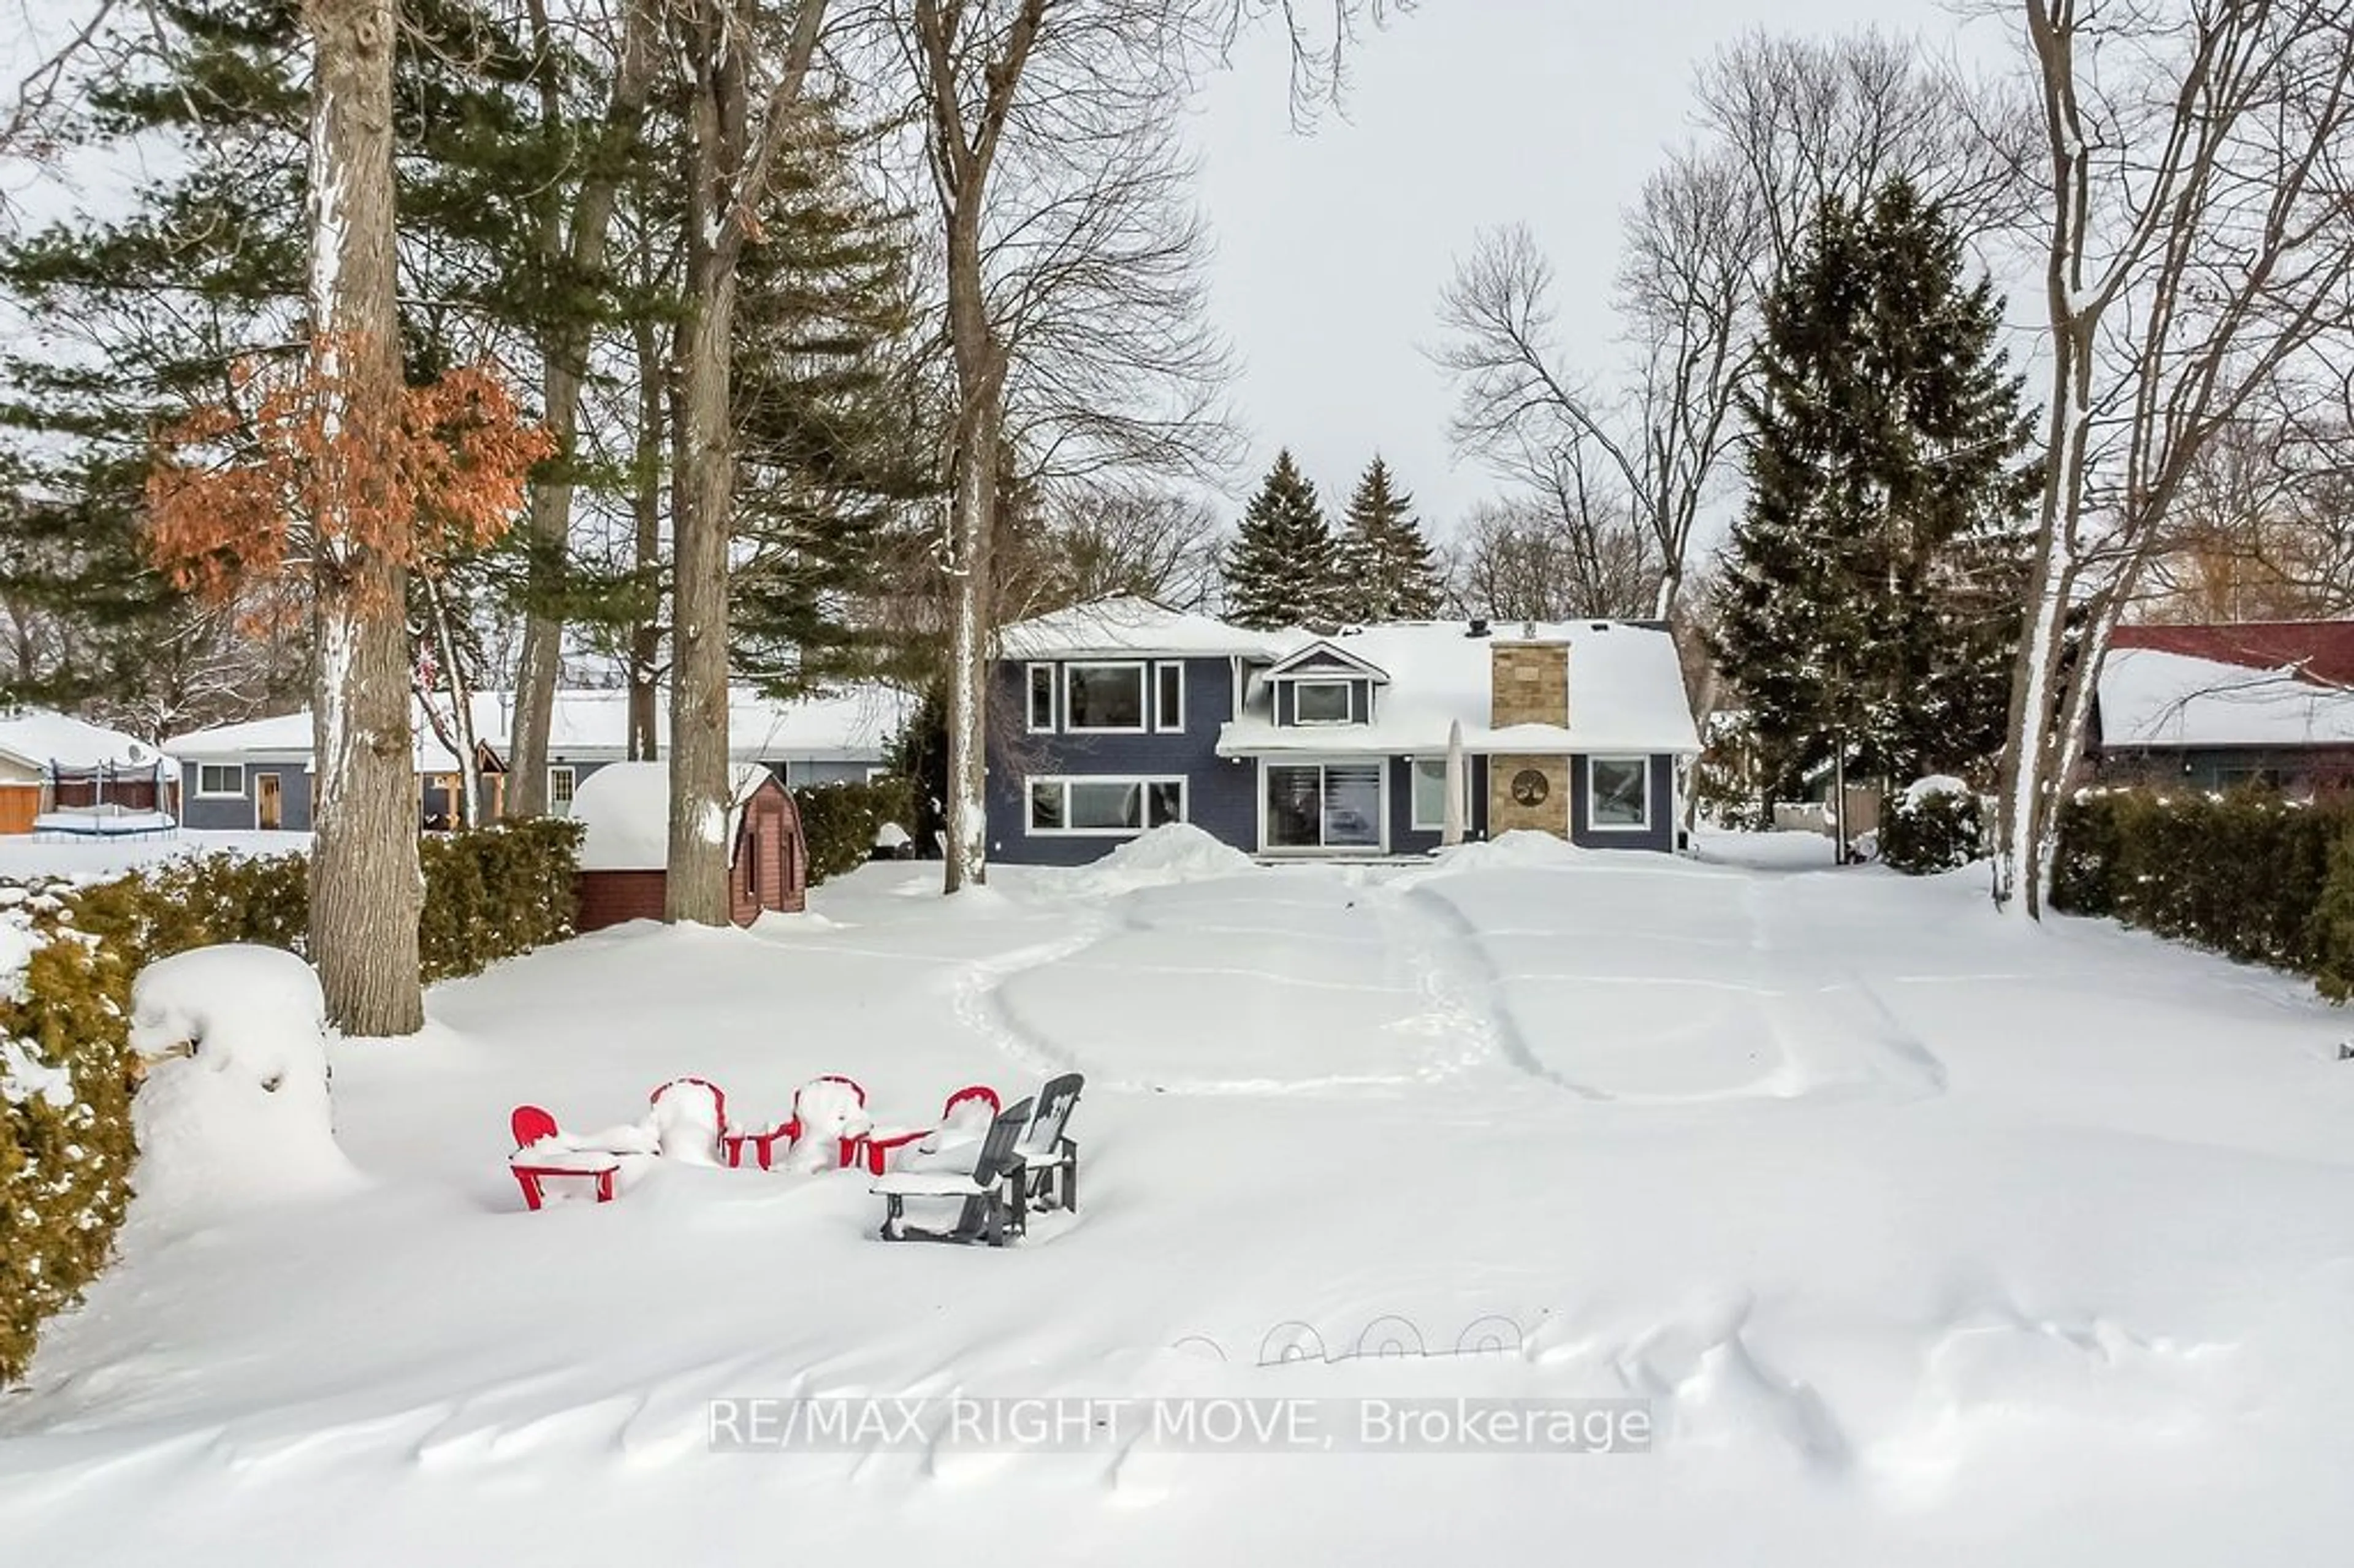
627,314 -> 664,763
303,0 -> 422,1035
664,0 -> 742,926
508,0 -> 663,817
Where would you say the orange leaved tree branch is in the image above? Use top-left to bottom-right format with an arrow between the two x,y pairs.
145,334 -> 555,612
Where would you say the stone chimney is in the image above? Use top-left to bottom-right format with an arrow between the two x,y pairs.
1489,639 -> 1569,728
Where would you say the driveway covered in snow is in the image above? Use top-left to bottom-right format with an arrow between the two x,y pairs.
4,831 -> 2352,1565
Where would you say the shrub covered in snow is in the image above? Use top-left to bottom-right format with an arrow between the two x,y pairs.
2050,788 -> 2354,992
1877,778 -> 1984,875
127,945 -> 355,1216
796,777 -> 918,884
1,879 -> 137,1386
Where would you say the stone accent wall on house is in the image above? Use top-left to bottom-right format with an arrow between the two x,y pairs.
1488,753 -> 1571,837
1490,641 -> 1570,727
1489,642 -> 1571,837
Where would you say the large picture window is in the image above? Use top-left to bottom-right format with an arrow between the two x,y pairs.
1292,680 -> 1353,725
1265,761 -> 1384,851
1586,756 -> 1651,831
1027,664 -> 1056,732
196,763 -> 244,798
1027,777 -> 1184,836
1410,758 -> 1451,831
1063,663 -> 1147,732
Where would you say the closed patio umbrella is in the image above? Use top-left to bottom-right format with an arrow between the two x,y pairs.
1443,720 -> 1466,846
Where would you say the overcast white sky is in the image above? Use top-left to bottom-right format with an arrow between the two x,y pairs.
1186,0 -> 2019,540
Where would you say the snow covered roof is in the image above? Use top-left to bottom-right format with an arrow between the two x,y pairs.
164,685 -> 912,771
2111,620 -> 2354,685
997,596 -> 1288,660
0,707 -> 180,778
2096,647 -> 2354,749
1218,621 -> 1701,758
571,761 -> 776,872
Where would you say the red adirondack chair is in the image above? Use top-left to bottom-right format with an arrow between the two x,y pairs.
508,1103 -> 622,1210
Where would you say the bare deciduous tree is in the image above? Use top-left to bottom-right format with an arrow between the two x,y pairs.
1993,0 -> 2354,915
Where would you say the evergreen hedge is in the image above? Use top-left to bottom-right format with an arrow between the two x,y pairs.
798,777 -> 918,885
1,881 -> 138,1387
1,818 -> 583,1385
2049,789 -> 2354,991
1879,786 -> 1985,875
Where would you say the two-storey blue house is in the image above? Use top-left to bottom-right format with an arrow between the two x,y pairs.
986,598 -> 1702,864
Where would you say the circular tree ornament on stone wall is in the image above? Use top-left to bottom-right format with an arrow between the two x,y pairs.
1510,768 -> 1551,807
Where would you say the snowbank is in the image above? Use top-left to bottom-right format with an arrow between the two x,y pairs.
1398,829 -> 1590,883
1065,823 -> 1259,894
127,945 -> 359,1217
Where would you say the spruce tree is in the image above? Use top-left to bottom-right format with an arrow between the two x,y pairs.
1222,450 -> 1339,630
1710,177 -> 2036,799
1334,455 -> 1444,623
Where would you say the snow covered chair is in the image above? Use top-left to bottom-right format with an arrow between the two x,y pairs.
508,1105 -> 655,1209
1011,1072 -> 1084,1214
848,1084 -> 1000,1176
720,1074 -> 872,1172
647,1076 -> 728,1166
872,1097 -> 1036,1246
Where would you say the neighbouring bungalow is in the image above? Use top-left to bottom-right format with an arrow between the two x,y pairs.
2092,622 -> 2354,793
986,596 -> 1702,864
164,685 -> 913,833
0,707 -> 179,837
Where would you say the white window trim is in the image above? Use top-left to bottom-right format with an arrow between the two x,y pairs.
1026,662 -> 1057,733
1025,775 -> 1187,837
1288,677 -> 1357,727
1409,757 -> 1452,832
1585,755 -> 1653,833
547,764 -> 577,816
1061,661 -> 1149,734
1255,757 -> 1390,855
194,763 -> 245,799
1153,661 -> 1186,733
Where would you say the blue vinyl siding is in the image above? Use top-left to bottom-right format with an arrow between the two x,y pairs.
182,763 -> 313,831
988,656 -> 1250,866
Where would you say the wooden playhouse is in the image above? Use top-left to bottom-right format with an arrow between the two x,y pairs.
570,761 -> 807,932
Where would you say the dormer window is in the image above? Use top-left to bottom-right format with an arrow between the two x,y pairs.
1293,680 -> 1353,725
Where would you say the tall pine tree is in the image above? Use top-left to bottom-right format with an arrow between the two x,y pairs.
1333,455 -> 1444,622
1710,177 -> 2036,798
1222,449 -> 1338,630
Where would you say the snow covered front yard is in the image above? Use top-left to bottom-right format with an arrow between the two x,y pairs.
4,831 -> 2353,1564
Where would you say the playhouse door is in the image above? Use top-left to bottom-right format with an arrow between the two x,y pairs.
256,772 -> 283,831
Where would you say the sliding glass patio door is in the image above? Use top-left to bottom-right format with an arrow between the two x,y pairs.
1263,761 -> 1385,852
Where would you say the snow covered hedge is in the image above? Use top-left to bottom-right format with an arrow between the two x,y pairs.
796,778 -> 918,884
1878,777 -> 1984,875
1,880 -> 138,1386
2049,789 -> 2354,994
